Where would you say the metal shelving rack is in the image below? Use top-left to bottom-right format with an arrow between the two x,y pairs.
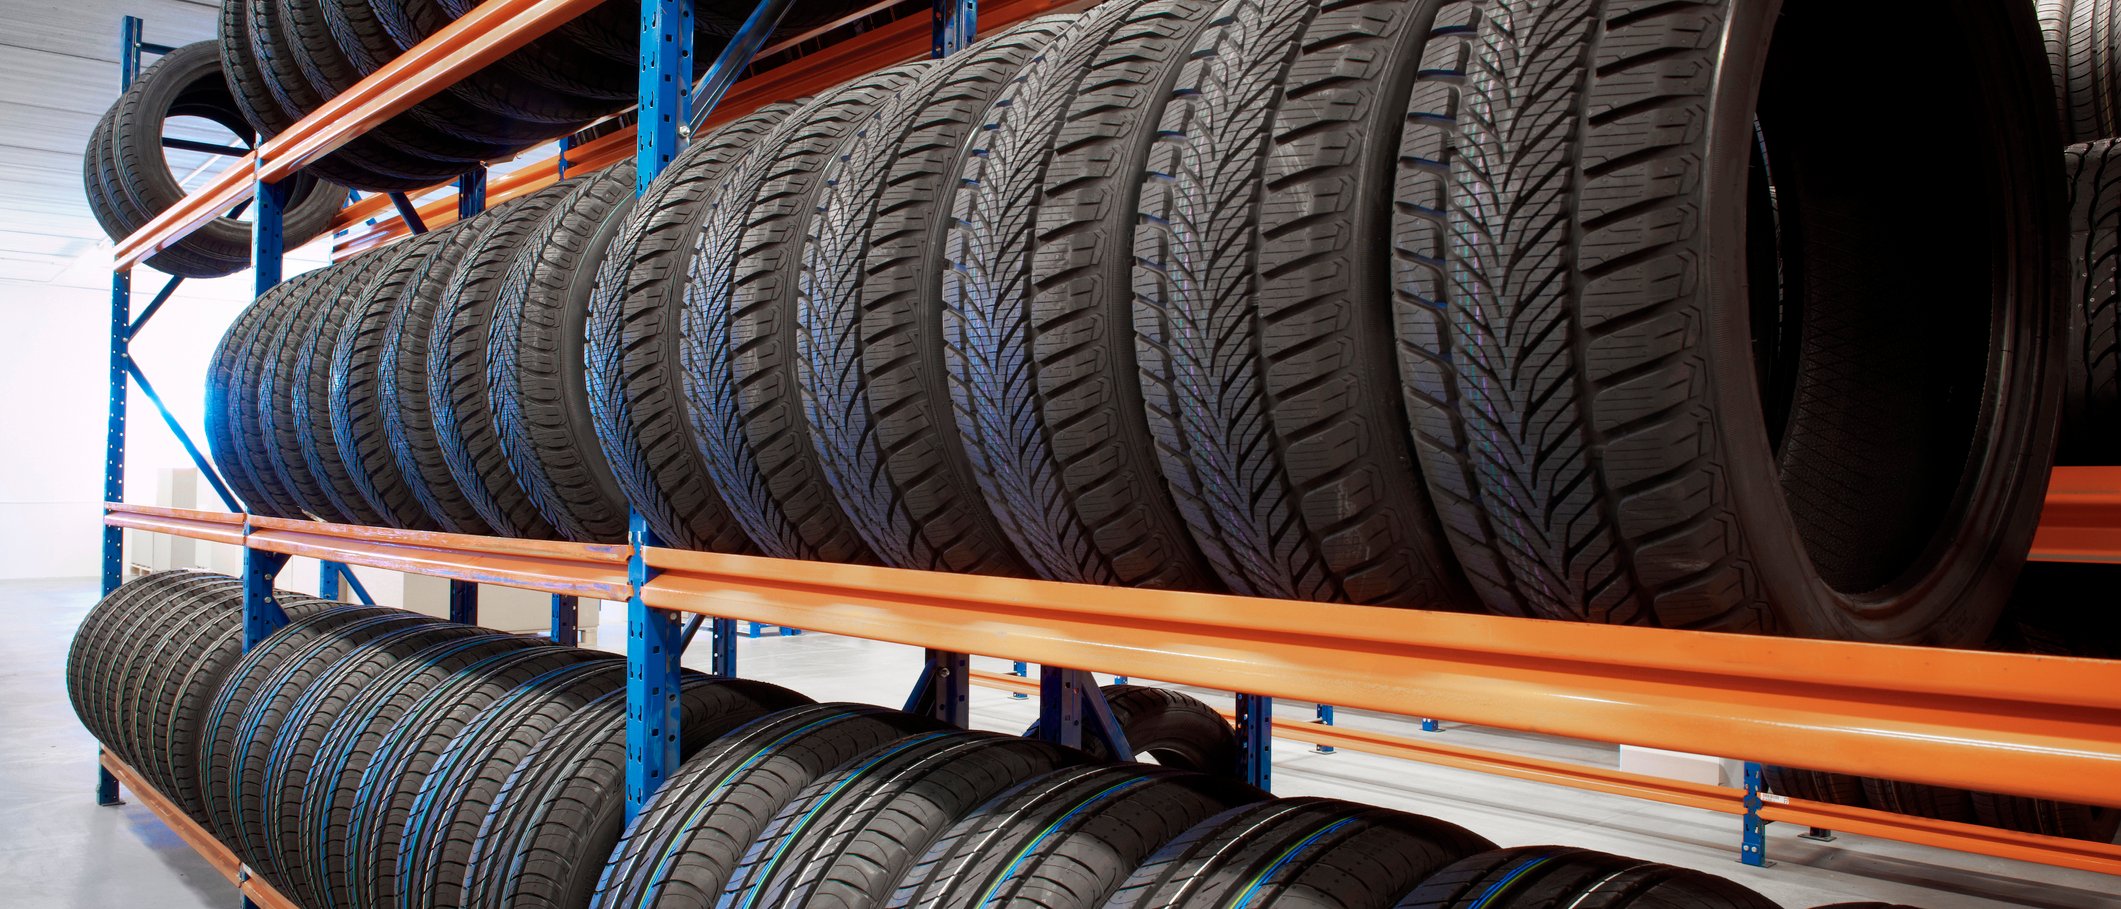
95,1 -> 2121,903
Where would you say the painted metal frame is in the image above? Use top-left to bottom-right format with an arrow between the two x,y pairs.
96,0 -> 2121,896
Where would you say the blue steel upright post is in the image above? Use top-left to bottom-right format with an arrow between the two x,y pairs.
627,0 -> 694,819
1236,693 -> 1272,791
98,16 -> 149,809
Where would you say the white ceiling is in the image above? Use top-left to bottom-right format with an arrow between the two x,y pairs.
0,0 -> 228,287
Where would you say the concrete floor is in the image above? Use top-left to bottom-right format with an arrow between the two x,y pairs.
5,576 -> 2114,908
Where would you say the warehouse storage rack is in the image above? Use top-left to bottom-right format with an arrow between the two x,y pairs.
94,1 -> 2121,905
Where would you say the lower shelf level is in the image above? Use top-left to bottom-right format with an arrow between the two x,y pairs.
95,750 -> 301,909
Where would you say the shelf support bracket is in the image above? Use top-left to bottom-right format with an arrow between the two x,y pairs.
241,545 -> 291,651
905,649 -> 970,728
1236,693 -> 1272,792
447,579 -> 478,625
1741,760 -> 1771,867
552,594 -> 580,645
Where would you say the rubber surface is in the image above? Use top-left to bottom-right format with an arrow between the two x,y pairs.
590,703 -> 946,909
1106,797 -> 1493,908
1394,0 -> 2062,642
460,677 -> 812,909
719,730 -> 1081,908
332,232 -> 454,530
1394,845 -> 1781,908
890,764 -> 1265,909
587,102 -> 800,551
681,63 -> 929,562
431,182 -> 579,538
945,0 -> 1222,590
798,19 -> 1068,576
2041,0 -> 2121,143
1024,685 -> 1239,776
490,163 -> 638,543
382,221 -> 495,535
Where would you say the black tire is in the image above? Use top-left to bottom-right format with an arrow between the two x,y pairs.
1401,0 -> 2061,641
1023,685 -> 1239,776
382,222 -> 495,535
1394,845 -> 1781,909
344,647 -> 612,909
720,730 -> 1081,908
944,0 -> 1224,591
237,269 -> 333,519
317,0 -> 616,126
490,163 -> 638,543
295,252 -> 401,526
209,285 -> 297,516
460,678 -> 814,909
296,633 -> 548,909
102,575 -> 242,780
67,571 -> 211,753
87,41 -> 342,274
217,0 -> 418,190
589,703 -> 946,909
1107,798 -> 1493,909
333,232 -> 453,529
2064,139 -> 2121,462
271,0 -> 556,151
2005,562 -> 2121,658
362,0 -> 640,106
681,64 -> 930,562
1139,0 -> 1470,607
431,182 -> 580,538
798,20 -> 1066,576
116,578 -> 260,827
393,660 -> 632,909
254,621 -> 488,904
1972,790 -> 2121,842
243,0 -> 482,189
222,611 -> 436,882
2041,0 -> 2121,144
256,262 -> 358,520
889,764 -> 1265,909
198,604 -> 386,848
1861,779 -> 1975,823
1763,766 -> 1866,806
587,102 -> 801,552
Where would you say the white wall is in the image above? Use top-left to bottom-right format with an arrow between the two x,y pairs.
0,240 -> 330,579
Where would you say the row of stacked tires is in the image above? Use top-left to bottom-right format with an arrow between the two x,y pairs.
208,0 -> 2121,651
75,569 -> 1902,909
83,1 -> 877,275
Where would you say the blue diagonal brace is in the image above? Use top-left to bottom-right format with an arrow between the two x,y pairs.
122,360 -> 239,511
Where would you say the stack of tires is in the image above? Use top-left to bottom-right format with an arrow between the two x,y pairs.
2002,0 -> 2121,658
82,41 -> 346,277
207,0 -> 836,191
217,0 -> 2081,649
72,571 -> 1812,909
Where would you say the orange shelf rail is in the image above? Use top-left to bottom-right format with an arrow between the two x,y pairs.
964,669 -> 2121,876
97,751 -> 303,909
2031,465 -> 2121,564
327,0 -> 1077,258
104,501 -> 2121,810
111,0 -> 605,270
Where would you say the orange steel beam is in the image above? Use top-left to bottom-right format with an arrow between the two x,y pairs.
98,751 -> 240,885
2031,465 -> 2121,563
642,546 -> 2121,808
103,502 -> 247,546
328,0 -> 1070,257
114,0 -> 602,270
964,670 -> 2121,876
964,668 -> 1745,814
99,751 -> 306,906
245,514 -> 629,599
1761,797 -> 2121,876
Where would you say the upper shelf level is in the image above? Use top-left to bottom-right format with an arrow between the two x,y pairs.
104,467 -> 2121,809
111,0 -> 607,270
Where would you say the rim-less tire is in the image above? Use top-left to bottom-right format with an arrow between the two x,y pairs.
587,102 -> 800,551
1023,685 -> 1239,777
1395,845 -> 1781,909
293,253 -> 401,525
681,63 -> 929,562
490,164 -> 639,543
332,232 -> 456,530
890,764 -> 1264,909
946,0 -> 1223,591
799,19 -> 1069,576
1396,0 -> 2063,642
431,182 -> 580,538
719,730 -> 1081,908
460,678 -> 813,909
1763,765 -> 1866,806
1133,0 -> 1466,605
1106,798 -> 1493,908
590,703 -> 945,909
382,222 -> 495,535
2041,0 -> 2121,144
1862,779 -> 1975,823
